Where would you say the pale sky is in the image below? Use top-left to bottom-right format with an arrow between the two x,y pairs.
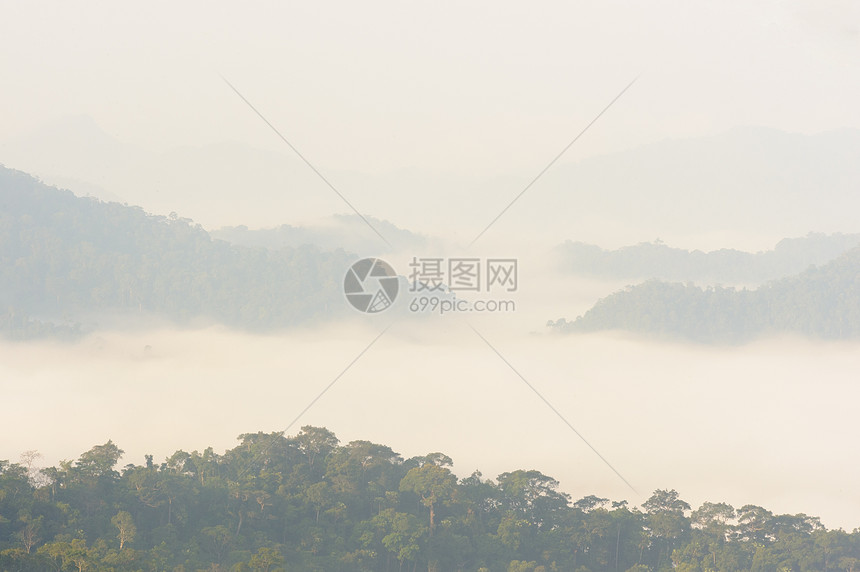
2,0 -> 858,176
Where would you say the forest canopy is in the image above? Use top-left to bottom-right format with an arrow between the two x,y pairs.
550,246 -> 860,343
0,166 -> 355,339
1,428 -> 857,572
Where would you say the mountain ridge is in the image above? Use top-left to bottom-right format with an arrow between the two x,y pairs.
4,116 -> 859,243
0,165 -> 355,339
550,245 -> 860,342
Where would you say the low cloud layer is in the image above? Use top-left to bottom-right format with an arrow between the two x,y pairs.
3,318 -> 859,530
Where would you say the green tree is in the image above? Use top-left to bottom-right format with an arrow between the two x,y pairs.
497,470 -> 569,527
377,509 -> 426,571
248,546 -> 284,572
294,426 -> 339,475
643,489 -> 691,570
305,482 -> 332,523
399,461 -> 457,536
111,510 -> 136,550
74,440 -> 124,482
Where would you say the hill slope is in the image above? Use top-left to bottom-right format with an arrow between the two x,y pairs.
555,233 -> 860,285
550,247 -> 860,342
0,166 -> 354,338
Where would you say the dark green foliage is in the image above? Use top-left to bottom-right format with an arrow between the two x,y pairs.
2,429 -> 858,571
0,166 -> 355,339
551,246 -> 860,342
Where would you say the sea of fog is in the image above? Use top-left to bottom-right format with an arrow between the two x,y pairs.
3,309 -> 860,531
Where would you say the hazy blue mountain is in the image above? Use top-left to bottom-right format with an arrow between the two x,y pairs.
4,117 -> 859,243
212,214 -> 427,255
554,233 -> 860,285
506,126 -> 860,245
0,166 -> 356,339
0,116 -> 370,230
0,114 -> 139,181
550,246 -> 860,342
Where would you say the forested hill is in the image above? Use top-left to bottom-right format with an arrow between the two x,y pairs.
212,216 -> 426,254
555,234 -> 860,285
0,166 -> 354,339
2,427 -> 857,572
550,246 -> 860,343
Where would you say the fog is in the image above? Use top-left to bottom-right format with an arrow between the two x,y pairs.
3,314 -> 860,530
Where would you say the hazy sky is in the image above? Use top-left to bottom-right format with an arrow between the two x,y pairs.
3,0 -> 860,533
2,0 -> 859,175
2,0 -> 860,248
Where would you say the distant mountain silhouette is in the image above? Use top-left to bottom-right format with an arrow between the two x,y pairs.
490,126 -> 860,247
554,233 -> 860,285
212,214 -> 427,254
3,118 -> 858,242
550,246 -> 860,342
0,165 -> 355,339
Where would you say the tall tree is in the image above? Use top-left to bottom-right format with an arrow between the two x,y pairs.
111,511 -> 136,550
